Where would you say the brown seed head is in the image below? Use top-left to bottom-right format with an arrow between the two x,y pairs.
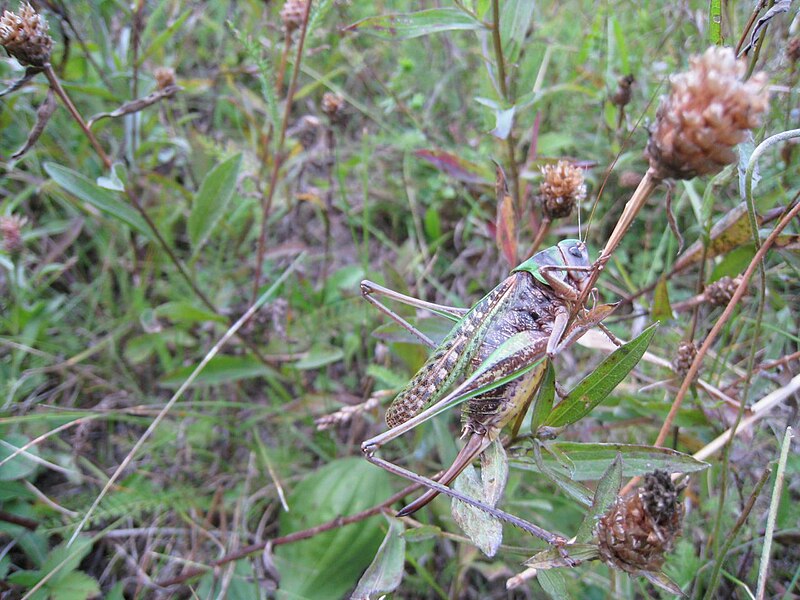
0,214 -> 28,253
321,92 -> 346,125
705,275 -> 742,307
672,340 -> 698,378
154,66 -> 176,90
0,2 -> 52,67
280,0 -> 307,35
610,74 -> 635,107
539,160 -> 586,220
646,47 -> 769,181
596,470 -> 684,574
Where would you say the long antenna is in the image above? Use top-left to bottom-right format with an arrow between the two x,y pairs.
584,79 -> 664,241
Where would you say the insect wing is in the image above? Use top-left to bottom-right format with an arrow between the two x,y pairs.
384,276 -> 518,428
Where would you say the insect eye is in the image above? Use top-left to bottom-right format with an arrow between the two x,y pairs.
569,246 -> 582,258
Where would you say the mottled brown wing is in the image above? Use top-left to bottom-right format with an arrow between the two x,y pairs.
384,276 -> 517,428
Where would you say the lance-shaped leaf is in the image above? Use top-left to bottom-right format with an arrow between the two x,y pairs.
451,439 -> 508,557
524,544 -> 599,569
575,453 -> 622,542
537,569 -> 569,599
495,164 -> 517,266
350,516 -> 406,600
529,362 -> 556,435
544,323 -> 658,428
511,442 -> 708,481
188,153 -> 242,251
345,8 -> 485,39
652,278 -> 674,321
44,163 -> 153,240
414,149 -> 491,185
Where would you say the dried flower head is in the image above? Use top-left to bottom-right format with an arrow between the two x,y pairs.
321,91 -> 346,125
646,47 -> 769,181
539,160 -> 586,220
787,38 -> 800,65
596,471 -> 684,574
154,66 -> 176,90
0,214 -> 28,253
0,2 -> 52,67
705,275 -> 742,307
672,341 -> 698,378
610,74 -> 635,107
280,0 -> 307,36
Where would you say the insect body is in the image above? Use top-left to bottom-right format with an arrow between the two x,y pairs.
361,240 -> 608,520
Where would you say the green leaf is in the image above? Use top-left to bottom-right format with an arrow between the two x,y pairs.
512,442 -> 708,481
294,345 -> 345,370
538,568 -> 569,599
524,543 -> 600,569
350,516 -> 406,600
545,323 -> 659,427
575,453 -> 622,542
490,106 -> 516,140
137,8 -> 192,66
275,458 -> 393,600
652,278 -> 674,321
0,434 -> 40,481
500,0 -> 535,60
709,0 -> 722,45
345,8 -> 485,39
530,362 -> 555,434
159,355 -> 280,388
44,163 -> 152,240
154,301 -> 227,324
366,364 -> 407,390
46,571 -> 100,600
40,537 -> 93,584
451,439 -> 507,557
188,153 -> 242,250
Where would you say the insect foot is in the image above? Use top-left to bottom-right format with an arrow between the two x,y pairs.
361,441 -> 377,457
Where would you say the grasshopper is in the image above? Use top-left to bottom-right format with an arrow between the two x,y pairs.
360,240 -> 614,542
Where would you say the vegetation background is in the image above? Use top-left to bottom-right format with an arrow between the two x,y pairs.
0,0 -> 797,598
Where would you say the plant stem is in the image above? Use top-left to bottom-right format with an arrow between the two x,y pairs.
489,0 -> 520,212
652,199 -> 800,446
579,169 -> 660,306
43,64 -> 111,169
252,0 -> 313,301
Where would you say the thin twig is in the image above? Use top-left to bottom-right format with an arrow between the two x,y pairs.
43,64 -> 111,168
155,481 -> 424,588
652,183 -> 800,448
252,1 -> 313,301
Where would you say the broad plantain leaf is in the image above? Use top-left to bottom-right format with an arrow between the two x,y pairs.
275,458 -> 392,600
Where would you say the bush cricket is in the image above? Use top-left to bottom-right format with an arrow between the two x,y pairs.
360,240 -> 616,543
